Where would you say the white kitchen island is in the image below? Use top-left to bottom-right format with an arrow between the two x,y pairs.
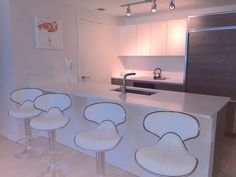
33,81 -> 229,177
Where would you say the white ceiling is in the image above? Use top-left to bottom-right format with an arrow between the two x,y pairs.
55,0 -> 236,17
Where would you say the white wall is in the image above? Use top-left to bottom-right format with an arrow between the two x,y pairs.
122,56 -> 184,72
0,0 -> 123,140
9,0 -> 123,86
0,0 -> 19,140
119,5 -> 236,73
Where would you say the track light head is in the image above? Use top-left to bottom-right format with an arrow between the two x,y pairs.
126,5 -> 131,16
121,0 -> 177,16
169,0 -> 175,10
151,0 -> 157,13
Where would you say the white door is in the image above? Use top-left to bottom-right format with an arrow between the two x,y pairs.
78,18 -> 111,83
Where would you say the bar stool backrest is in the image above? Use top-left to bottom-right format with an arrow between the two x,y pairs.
84,102 -> 125,125
34,93 -> 71,112
10,88 -> 43,104
144,111 -> 199,141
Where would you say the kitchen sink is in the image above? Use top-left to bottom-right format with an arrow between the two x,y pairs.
111,88 -> 157,96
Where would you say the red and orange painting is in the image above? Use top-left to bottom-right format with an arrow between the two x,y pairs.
35,17 -> 63,49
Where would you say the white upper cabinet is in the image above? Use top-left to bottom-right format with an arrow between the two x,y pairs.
166,19 -> 187,56
119,25 -> 137,56
136,23 -> 151,56
119,19 -> 187,56
151,22 -> 167,56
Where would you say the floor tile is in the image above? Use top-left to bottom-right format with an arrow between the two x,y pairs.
0,135 -> 137,177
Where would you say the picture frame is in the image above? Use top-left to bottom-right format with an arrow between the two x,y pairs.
35,16 -> 63,49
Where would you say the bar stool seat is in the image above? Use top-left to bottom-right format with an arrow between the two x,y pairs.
29,93 -> 71,177
136,133 -> 197,176
9,88 -> 43,159
9,100 -> 41,118
135,111 -> 199,177
30,108 -> 69,131
75,121 -> 121,151
74,102 -> 126,177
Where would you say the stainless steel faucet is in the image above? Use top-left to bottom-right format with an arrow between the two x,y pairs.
121,72 -> 136,94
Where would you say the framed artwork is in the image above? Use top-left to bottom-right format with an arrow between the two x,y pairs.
35,17 -> 63,49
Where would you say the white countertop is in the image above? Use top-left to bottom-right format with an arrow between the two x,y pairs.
34,81 -> 230,118
112,71 -> 184,84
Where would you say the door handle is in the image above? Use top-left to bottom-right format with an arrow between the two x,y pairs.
81,76 -> 90,80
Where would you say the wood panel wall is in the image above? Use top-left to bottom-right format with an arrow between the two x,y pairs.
188,12 -> 236,30
185,29 -> 236,100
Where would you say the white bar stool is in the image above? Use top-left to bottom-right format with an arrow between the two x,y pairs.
74,102 -> 126,177
30,93 -> 71,177
135,111 -> 199,177
9,88 -> 43,159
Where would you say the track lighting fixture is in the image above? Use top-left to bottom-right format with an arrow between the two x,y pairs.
151,0 -> 157,13
121,0 -> 176,16
169,0 -> 176,10
126,5 -> 131,16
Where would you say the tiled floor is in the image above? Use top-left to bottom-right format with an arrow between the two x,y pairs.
1,135 -> 236,177
0,135 -> 136,177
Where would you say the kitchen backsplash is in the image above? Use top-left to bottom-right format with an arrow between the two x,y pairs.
121,56 -> 185,72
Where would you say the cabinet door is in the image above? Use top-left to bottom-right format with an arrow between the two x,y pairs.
166,19 -> 187,56
151,22 -> 167,56
186,29 -> 236,99
119,25 -> 136,56
136,23 -> 151,56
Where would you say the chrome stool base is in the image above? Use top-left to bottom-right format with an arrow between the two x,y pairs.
15,146 -> 33,159
15,119 -> 44,159
36,162 -> 70,177
36,130 -> 70,177
14,138 -> 45,159
96,152 -> 105,177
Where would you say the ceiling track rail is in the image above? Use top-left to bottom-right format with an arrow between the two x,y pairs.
120,0 -> 152,7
